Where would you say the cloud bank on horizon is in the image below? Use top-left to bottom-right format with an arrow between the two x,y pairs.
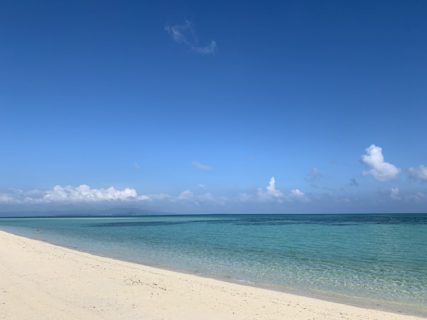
0,144 -> 425,213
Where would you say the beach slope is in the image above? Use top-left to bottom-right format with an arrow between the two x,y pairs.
0,231 -> 423,320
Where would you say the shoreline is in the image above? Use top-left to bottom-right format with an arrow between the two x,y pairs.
0,230 -> 425,320
2,226 -> 425,317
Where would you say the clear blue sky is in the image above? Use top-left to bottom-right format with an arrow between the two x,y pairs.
1,0 -> 426,214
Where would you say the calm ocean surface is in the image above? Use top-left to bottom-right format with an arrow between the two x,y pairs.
0,214 -> 426,314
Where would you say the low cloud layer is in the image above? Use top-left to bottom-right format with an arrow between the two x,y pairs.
237,177 -> 307,203
1,162 -> 426,213
1,178 -> 304,206
177,190 -> 194,201
290,189 -> 307,201
41,185 -> 140,202
0,193 -> 15,203
361,145 -> 400,181
408,165 -> 427,182
0,184 -> 225,206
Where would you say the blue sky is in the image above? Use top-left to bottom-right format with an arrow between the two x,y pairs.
1,0 -> 427,214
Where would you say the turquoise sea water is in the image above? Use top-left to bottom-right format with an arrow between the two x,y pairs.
0,214 -> 426,315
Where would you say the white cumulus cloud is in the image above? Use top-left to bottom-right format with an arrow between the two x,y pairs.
361,145 -> 400,181
42,185 -> 139,203
408,165 -> 427,182
241,178 -> 308,203
257,177 -> 284,202
266,177 -> 282,197
290,189 -> 306,201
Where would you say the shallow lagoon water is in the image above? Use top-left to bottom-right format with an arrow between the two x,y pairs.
1,214 -> 426,315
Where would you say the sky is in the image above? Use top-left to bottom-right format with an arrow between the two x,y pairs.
1,0 -> 427,214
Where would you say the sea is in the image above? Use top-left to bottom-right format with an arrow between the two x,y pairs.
0,214 -> 426,316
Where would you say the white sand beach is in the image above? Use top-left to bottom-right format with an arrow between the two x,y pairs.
0,230 -> 424,320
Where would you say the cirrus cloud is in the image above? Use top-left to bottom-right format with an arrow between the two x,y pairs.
165,20 -> 217,55
192,161 -> 213,171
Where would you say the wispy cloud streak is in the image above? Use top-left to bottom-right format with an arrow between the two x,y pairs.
192,161 -> 213,171
165,20 -> 217,55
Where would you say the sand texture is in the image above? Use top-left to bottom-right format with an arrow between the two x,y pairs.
0,231 -> 424,320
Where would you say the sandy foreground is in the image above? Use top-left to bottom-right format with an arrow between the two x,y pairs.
0,231 -> 424,320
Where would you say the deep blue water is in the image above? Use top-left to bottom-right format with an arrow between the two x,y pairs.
0,214 -> 426,314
